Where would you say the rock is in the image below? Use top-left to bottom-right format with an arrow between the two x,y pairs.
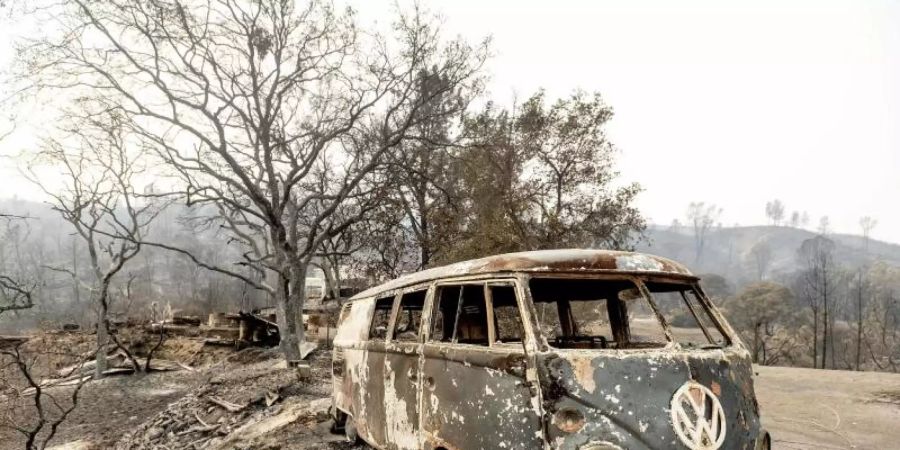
147,426 -> 164,440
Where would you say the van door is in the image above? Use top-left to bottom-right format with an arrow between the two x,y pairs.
361,294 -> 396,448
420,281 -> 544,450
383,287 -> 429,450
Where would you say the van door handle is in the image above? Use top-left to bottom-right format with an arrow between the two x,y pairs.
424,376 -> 435,390
407,367 -> 418,382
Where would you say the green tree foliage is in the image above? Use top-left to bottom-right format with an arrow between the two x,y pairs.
383,69 -> 471,270
725,282 -> 794,364
347,90 -> 646,281
697,273 -> 733,305
448,91 -> 645,261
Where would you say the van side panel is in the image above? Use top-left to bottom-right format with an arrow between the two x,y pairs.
383,341 -> 422,449
420,344 -> 544,449
363,340 -> 388,447
332,299 -> 376,439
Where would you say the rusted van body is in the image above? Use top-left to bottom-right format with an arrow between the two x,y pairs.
331,249 -> 770,450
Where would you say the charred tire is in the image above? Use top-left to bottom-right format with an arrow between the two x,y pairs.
329,407 -> 347,434
755,431 -> 772,450
344,414 -> 361,443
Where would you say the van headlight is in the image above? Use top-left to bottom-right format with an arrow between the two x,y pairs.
553,408 -> 585,433
579,442 -> 623,450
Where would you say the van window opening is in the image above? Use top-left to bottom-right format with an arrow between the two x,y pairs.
489,284 -> 525,345
530,278 -> 660,349
429,283 -> 526,347
393,289 -> 427,342
644,282 -> 728,348
369,295 -> 395,340
529,277 -> 726,350
430,284 -> 490,346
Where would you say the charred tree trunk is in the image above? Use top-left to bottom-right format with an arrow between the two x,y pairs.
822,276 -> 829,369
274,282 -> 302,362
88,244 -> 108,379
98,280 -> 142,373
856,271 -> 864,371
72,238 -> 80,321
321,260 -> 338,300
271,223 -> 305,361
752,322 -> 761,364
94,294 -> 108,378
272,250 -> 310,361
273,267 -> 300,361
417,172 -> 430,269
812,306 -> 819,369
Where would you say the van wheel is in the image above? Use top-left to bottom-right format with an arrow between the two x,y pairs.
329,408 -> 347,434
344,415 -> 361,443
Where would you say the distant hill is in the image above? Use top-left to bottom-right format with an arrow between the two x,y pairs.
636,224 -> 900,288
6,196 -> 900,291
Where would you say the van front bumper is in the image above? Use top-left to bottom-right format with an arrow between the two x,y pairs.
576,429 -> 769,450
578,442 -> 622,450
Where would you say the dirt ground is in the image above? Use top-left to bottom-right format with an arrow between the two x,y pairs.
0,340 -> 363,450
755,365 -> 900,450
3,333 -> 898,449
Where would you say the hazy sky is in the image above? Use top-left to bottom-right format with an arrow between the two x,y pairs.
2,0 -> 899,243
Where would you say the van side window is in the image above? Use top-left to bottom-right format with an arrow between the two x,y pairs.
369,295 -> 395,340
489,284 -> 525,345
335,299 -> 375,342
430,284 -> 489,346
393,289 -> 427,342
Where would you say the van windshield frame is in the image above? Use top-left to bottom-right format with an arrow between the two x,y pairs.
525,274 -> 733,351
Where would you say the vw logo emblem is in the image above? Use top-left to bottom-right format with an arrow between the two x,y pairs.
670,380 -> 726,449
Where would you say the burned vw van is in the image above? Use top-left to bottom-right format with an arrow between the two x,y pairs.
331,249 -> 770,450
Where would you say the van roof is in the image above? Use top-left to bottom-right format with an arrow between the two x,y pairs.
350,249 -> 694,300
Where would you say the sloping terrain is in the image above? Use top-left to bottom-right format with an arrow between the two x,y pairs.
638,225 -> 900,285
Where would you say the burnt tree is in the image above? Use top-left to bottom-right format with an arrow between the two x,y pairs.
16,0 -> 486,360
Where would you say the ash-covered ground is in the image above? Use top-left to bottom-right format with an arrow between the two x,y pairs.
2,331 -> 898,449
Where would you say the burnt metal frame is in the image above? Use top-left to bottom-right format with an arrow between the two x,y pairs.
425,278 -> 523,349
357,271 -> 739,352
517,272 -> 739,352
677,288 -> 717,343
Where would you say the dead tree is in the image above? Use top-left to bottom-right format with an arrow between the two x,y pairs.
798,236 -> 838,369
0,275 -> 32,314
749,241 -> 772,281
687,202 -> 722,265
0,341 -> 91,450
0,252 -> 89,450
28,118 -> 162,378
862,263 -> 900,372
312,228 -> 363,301
860,216 -> 877,253
17,0 -> 487,361
0,215 -> 35,314
853,270 -> 868,371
